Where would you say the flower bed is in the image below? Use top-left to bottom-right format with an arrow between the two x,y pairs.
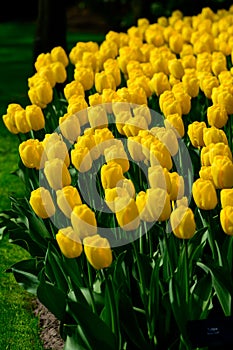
1,5 -> 233,349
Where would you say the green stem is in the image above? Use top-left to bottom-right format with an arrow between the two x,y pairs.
184,239 -> 189,305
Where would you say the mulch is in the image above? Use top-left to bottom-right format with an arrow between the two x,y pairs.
33,299 -> 65,350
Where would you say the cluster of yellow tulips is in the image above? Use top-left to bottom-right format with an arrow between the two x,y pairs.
3,4 -> 233,271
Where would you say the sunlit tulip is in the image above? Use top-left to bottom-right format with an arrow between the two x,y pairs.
211,156 -> 233,189
14,109 -> 31,133
56,186 -> 82,218
104,143 -> 130,173
116,198 -> 140,231
74,66 -> 94,90
59,113 -> 81,143
207,104 -> 228,129
170,205 -> 196,239
25,104 -> 45,131
149,72 -> 171,96
71,146 -> 92,172
87,105 -> 108,129
51,46 -> 69,67
29,187 -> 55,218
148,165 -> 171,193
164,113 -> 185,138
220,206 -> 233,235
83,234 -> 112,269
56,227 -> 83,258
44,158 -> 71,190
150,139 -> 173,170
101,161 -> 125,189
19,139 -> 45,169
169,172 -> 185,201
192,178 -> 218,210
220,189 -> 233,208
64,80 -> 85,101
71,204 -> 97,238
187,121 -> 207,148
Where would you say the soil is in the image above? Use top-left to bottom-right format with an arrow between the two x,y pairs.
33,299 -> 65,350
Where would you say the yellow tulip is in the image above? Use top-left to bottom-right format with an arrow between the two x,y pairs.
28,79 -> 53,109
116,198 -> 140,231
59,113 -> 81,143
220,189 -> 233,208
38,66 -> 56,87
150,139 -> 173,170
44,158 -> 71,190
56,186 -> 82,218
209,142 -> 232,164
29,187 -> 55,218
83,234 -> 112,269
71,146 -> 92,173
149,72 -> 171,97
25,104 -> 45,131
71,204 -> 97,238
207,104 -> 228,129
211,156 -> 233,189
94,127 -> 115,154
104,143 -> 129,173
182,74 -> 199,98
51,46 -> 69,67
169,172 -> 185,201
136,188 -> 171,222
64,80 -> 85,101
148,165 -> 171,193
187,121 -> 207,148
74,66 -> 94,91
34,52 -> 52,71
220,206 -> 233,235
168,59 -> 185,80
19,139 -> 45,169
105,187 -> 131,212
203,126 -> 228,146
56,227 -> 83,258
87,105 -> 108,129
192,178 -> 218,210
164,113 -> 185,138
101,161 -> 125,189
170,205 -> 196,239
127,135 -> 145,161
14,109 -> 31,133
199,166 -> 213,181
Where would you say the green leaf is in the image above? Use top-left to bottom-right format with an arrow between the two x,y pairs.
63,325 -> 92,350
6,257 -> 43,294
197,262 -> 232,316
45,241 -> 69,293
37,269 -> 67,321
67,300 -> 118,350
148,257 -> 161,338
119,293 -> 151,349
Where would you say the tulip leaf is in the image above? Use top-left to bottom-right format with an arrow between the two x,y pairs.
45,242 -> 69,293
197,262 -> 232,316
6,258 -> 43,295
67,300 -> 118,350
37,269 -> 67,321
64,326 -> 92,350
119,293 -> 152,349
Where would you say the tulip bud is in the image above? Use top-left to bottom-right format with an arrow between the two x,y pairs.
105,187 -> 131,212
44,136 -> 70,167
28,79 -> 53,108
25,105 -> 45,131
136,188 -> 171,222
168,59 -> 185,80
83,234 -> 112,269
34,52 -> 52,71
192,178 -> 218,210
74,67 -> 94,91
71,204 -> 97,238
220,189 -> 233,208
44,158 -> 71,190
149,72 -> 171,96
169,172 -> 185,201
56,186 -> 82,218
64,80 -> 85,101
71,146 -> 92,172
203,126 -> 228,146
127,135 -> 145,161
182,74 -> 199,98
199,166 -> 213,181
169,33 -> 184,54
220,206 -> 233,235
211,155 -> 233,189
38,65 -> 56,87
151,127 -> 179,156
164,113 -> 185,138
14,109 -> 31,133
207,104 -> 228,129
104,143 -> 129,173
187,121 -> 207,148
148,165 -> 171,193
150,139 -> 173,170
101,161 -> 125,189
209,142 -> 232,164
19,139 -> 45,169
87,105 -> 108,130
170,205 -> 196,239
95,71 -> 116,93
59,113 -> 81,143
116,198 -> 140,231
56,227 -> 83,258
29,187 -> 55,218
51,46 -> 69,67
94,127 -> 115,154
